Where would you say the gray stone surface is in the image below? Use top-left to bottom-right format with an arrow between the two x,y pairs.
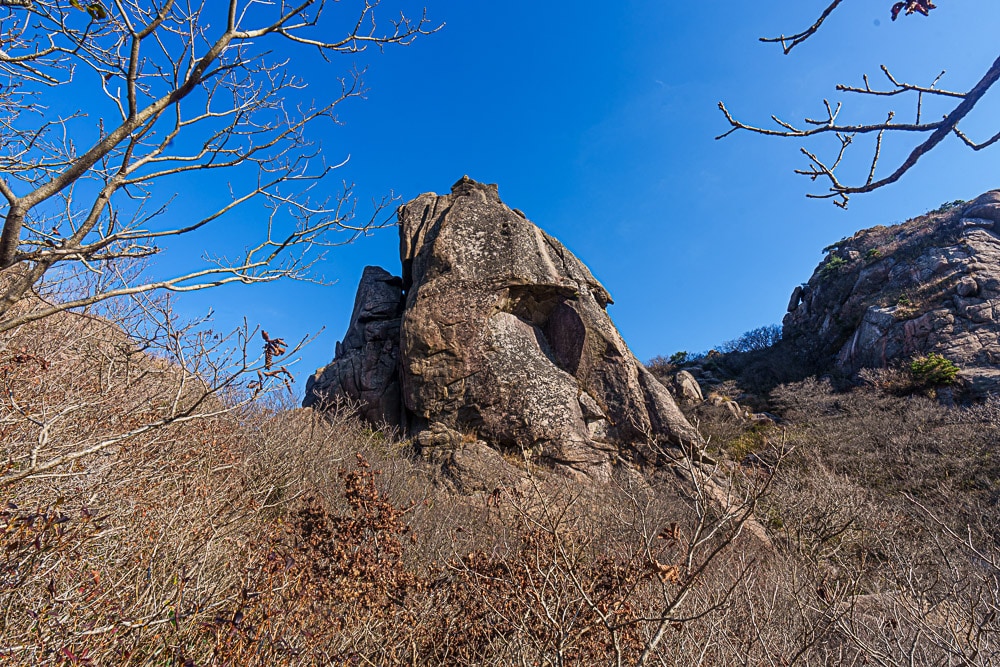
673,370 -> 704,402
957,276 -> 979,297
964,191 -> 1000,223
783,190 -> 1000,396
306,176 -> 705,480
302,266 -> 404,425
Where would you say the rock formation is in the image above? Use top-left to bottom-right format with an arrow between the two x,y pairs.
305,176 -> 704,481
782,190 -> 1000,395
302,266 -> 404,425
672,370 -> 705,403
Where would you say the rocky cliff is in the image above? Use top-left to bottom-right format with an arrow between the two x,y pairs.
783,190 -> 1000,395
305,176 -> 704,481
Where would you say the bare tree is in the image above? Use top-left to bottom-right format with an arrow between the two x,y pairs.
717,1 -> 1000,208
719,324 -> 782,354
0,0 -> 438,331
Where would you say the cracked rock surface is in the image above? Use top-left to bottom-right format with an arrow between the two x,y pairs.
783,190 -> 1000,396
302,266 -> 404,425
305,176 -> 703,481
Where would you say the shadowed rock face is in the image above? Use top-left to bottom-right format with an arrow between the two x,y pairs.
305,177 -> 702,480
302,266 -> 404,426
783,190 -> 1000,396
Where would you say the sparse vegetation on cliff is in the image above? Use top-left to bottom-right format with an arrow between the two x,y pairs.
909,352 -> 961,387
818,254 -> 848,279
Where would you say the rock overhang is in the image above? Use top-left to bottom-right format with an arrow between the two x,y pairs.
305,177 -> 704,481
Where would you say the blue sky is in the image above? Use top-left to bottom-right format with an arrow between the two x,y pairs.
168,1 -> 1000,394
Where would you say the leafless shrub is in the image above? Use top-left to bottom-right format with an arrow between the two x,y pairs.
719,324 -> 782,354
6,279 -> 1000,664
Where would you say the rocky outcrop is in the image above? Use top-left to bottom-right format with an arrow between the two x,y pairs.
302,266 -> 404,425
673,370 -> 705,402
305,176 -> 705,480
782,190 -> 1000,396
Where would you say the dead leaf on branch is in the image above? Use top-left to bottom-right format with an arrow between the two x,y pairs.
651,561 -> 683,585
891,0 -> 936,21
261,331 -> 287,370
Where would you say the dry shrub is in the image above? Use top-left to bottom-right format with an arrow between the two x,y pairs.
178,456 -> 778,666
770,377 -> 1000,510
756,378 -> 1000,664
655,373 -> 1000,665
189,455 -> 422,665
5,284 -> 1000,665
0,290 -> 419,664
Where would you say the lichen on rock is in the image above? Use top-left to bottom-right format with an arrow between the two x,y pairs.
782,190 -> 1000,396
305,176 -> 705,481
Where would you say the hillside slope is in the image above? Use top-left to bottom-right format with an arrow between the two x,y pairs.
4,191 -> 1000,663
784,191 -> 1000,396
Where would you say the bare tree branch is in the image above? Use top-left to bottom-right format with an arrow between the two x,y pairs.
720,3 -> 1000,207
759,0 -> 846,55
0,0 -> 440,323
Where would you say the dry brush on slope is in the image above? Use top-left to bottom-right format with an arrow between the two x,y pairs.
2,279 -> 1000,664
0,280 -> 776,665
653,345 -> 1000,665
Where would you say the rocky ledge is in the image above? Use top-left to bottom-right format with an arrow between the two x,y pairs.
304,176 -> 705,482
783,190 -> 1000,396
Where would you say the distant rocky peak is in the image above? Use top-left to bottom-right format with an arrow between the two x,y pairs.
782,189 -> 1000,396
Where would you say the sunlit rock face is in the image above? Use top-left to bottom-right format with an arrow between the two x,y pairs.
305,176 -> 703,481
783,190 -> 1000,396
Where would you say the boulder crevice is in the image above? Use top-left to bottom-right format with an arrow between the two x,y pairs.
305,176 -> 705,480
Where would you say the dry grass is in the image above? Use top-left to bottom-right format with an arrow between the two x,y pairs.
2,289 -> 1000,665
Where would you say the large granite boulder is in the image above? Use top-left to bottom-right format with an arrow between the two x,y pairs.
305,177 -> 704,480
302,266 -> 404,425
782,190 -> 1000,396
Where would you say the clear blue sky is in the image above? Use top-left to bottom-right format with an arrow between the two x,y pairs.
168,1 -> 1000,395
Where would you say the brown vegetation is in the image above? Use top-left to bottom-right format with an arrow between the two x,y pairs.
3,286 -> 1000,665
